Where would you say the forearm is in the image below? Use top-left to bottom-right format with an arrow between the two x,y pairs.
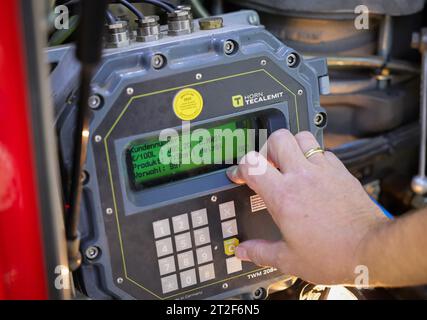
357,209 -> 427,287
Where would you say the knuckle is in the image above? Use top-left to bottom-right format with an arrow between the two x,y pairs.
295,130 -> 314,141
295,131 -> 318,148
269,129 -> 291,145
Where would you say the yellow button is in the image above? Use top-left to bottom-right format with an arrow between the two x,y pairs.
224,238 -> 239,256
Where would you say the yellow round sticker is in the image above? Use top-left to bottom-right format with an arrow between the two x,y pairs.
173,88 -> 204,121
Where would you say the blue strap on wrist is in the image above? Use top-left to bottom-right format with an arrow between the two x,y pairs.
370,196 -> 394,220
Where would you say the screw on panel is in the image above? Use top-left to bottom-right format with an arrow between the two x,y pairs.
222,283 -> 229,289
85,246 -> 100,260
260,59 -> 267,66
152,54 -> 166,69
196,73 -> 203,80
211,195 -> 217,202
314,113 -> 326,127
88,95 -> 102,109
224,40 -> 237,55
117,277 -> 124,284
94,135 -> 102,142
253,287 -> 267,300
106,208 -> 113,215
286,53 -> 299,68
126,87 -> 134,96
298,89 -> 304,96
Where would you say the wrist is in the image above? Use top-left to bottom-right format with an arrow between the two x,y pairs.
353,218 -> 393,286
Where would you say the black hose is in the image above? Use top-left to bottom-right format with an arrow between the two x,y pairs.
105,9 -> 116,24
67,0 -> 108,270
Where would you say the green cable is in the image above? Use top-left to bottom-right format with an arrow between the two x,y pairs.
48,15 -> 79,46
190,0 -> 210,18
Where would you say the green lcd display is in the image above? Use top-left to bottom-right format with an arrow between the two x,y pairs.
127,118 -> 257,189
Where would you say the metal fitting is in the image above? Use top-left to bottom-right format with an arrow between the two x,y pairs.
136,15 -> 162,42
105,21 -> 130,48
167,10 -> 192,36
118,15 -> 135,41
176,5 -> 194,31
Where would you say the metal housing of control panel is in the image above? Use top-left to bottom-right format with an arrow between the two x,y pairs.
50,11 -> 329,300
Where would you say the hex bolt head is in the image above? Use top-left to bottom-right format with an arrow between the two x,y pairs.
152,54 -> 166,69
85,246 -> 100,260
224,40 -> 236,55
314,113 -> 326,127
287,53 -> 298,68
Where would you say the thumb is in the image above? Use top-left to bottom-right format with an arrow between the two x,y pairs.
235,239 -> 291,269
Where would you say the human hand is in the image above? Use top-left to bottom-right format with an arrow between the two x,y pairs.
227,129 -> 390,285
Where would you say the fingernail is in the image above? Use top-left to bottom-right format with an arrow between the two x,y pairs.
226,165 -> 238,180
235,245 -> 248,260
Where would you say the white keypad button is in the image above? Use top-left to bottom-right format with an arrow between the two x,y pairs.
226,256 -> 242,274
172,213 -> 189,233
196,245 -> 213,264
191,208 -> 208,228
198,263 -> 215,282
158,256 -> 176,276
177,250 -> 195,270
152,218 -> 171,239
174,232 -> 192,252
221,219 -> 238,238
155,237 -> 173,257
161,274 -> 178,294
180,269 -> 197,288
193,227 -> 211,246
219,201 -> 236,220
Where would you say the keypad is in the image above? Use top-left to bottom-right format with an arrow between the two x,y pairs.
191,208 -> 208,228
196,245 -> 213,264
153,210 -> 215,294
155,237 -> 173,257
194,227 -> 211,246
161,274 -> 178,294
158,255 -> 176,276
177,250 -> 195,270
226,256 -> 242,274
221,219 -> 238,238
180,269 -> 197,288
153,199 -> 245,294
153,218 -> 171,239
199,263 -> 215,282
172,213 -> 189,233
219,200 -> 242,274
219,201 -> 236,220
175,232 -> 192,252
